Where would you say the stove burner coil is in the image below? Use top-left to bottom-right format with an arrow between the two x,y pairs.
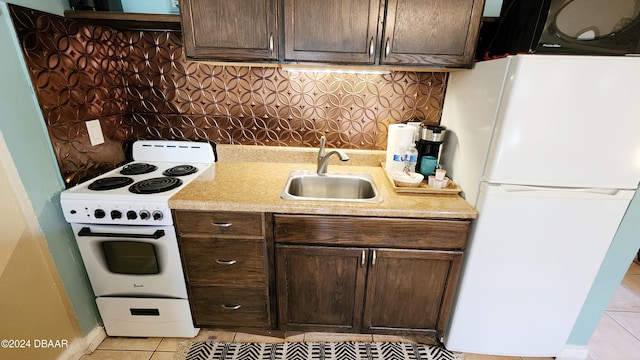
162,165 -> 198,177
120,163 -> 158,175
88,177 -> 135,191
129,177 -> 183,194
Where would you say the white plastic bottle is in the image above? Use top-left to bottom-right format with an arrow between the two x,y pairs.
391,143 -> 407,173
405,143 -> 419,173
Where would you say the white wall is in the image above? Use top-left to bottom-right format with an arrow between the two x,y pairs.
483,0 -> 502,17
5,0 -> 65,15
0,0 -> 100,335
0,131 -> 81,360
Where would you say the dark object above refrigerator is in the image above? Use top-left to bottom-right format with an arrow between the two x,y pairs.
476,0 -> 640,60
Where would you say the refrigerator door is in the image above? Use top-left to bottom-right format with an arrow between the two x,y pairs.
440,56 -> 512,206
444,183 -> 634,356
483,55 -> 640,189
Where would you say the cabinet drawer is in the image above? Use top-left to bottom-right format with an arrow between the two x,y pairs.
190,286 -> 269,328
274,214 -> 469,250
181,237 -> 265,286
175,211 -> 264,237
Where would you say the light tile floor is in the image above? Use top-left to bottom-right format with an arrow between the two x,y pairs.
80,261 -> 640,360
584,260 -> 640,360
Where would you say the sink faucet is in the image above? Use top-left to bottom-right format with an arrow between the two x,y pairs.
317,135 -> 349,175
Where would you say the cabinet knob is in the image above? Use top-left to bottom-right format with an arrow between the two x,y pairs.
221,304 -> 241,310
360,250 -> 366,267
215,259 -> 237,266
368,37 -> 374,58
371,250 -> 377,267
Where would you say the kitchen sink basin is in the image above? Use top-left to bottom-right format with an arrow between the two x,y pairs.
281,170 -> 382,203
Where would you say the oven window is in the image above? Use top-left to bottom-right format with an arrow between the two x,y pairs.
102,241 -> 160,275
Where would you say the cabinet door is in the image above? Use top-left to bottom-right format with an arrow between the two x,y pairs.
180,0 -> 278,60
283,0 -> 382,63
276,245 -> 368,332
381,0 -> 484,67
362,249 -> 463,336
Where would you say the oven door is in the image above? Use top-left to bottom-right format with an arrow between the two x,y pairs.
71,223 -> 188,299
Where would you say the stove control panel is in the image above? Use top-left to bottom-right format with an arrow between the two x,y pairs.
61,200 -> 173,226
92,209 -> 163,221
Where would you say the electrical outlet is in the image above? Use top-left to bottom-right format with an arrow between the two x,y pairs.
86,119 -> 105,146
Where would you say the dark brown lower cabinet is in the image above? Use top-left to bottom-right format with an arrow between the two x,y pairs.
276,245 -> 367,332
175,211 -> 467,340
363,249 -> 462,337
276,244 -> 463,340
175,210 -> 276,330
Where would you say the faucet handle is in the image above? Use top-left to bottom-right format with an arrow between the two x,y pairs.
318,135 -> 326,158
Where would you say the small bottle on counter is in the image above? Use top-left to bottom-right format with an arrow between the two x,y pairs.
405,143 -> 419,173
391,143 -> 407,173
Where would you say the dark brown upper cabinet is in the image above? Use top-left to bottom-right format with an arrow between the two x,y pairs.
380,0 -> 485,67
283,0 -> 485,68
180,0 -> 279,61
283,0 -> 383,64
179,0 -> 485,68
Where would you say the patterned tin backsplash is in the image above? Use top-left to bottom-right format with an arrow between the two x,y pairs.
9,5 -> 447,187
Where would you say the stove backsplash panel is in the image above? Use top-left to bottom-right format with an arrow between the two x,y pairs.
9,5 -> 447,187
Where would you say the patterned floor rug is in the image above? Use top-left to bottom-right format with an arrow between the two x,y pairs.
179,341 -> 463,360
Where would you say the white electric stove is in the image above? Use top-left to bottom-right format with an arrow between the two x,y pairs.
61,140 -> 215,226
60,140 -> 216,337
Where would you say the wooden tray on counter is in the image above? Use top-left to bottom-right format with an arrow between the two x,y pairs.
381,163 -> 462,195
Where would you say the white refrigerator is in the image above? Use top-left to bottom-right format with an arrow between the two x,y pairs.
439,55 -> 640,357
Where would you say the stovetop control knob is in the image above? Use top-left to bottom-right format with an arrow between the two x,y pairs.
152,211 -> 163,221
139,210 -> 150,220
111,210 -> 122,219
94,209 -> 106,219
127,210 -> 137,220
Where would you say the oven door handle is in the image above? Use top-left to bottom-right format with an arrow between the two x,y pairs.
78,227 -> 165,239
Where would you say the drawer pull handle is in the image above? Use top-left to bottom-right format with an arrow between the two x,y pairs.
212,222 -> 232,228
215,259 -> 237,265
222,304 -> 241,310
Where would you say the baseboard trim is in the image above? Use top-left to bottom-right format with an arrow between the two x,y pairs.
555,345 -> 589,360
57,326 -> 106,360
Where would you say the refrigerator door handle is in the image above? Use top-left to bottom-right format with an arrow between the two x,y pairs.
499,184 -> 620,195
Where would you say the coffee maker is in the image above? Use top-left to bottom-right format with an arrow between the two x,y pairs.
415,125 -> 446,174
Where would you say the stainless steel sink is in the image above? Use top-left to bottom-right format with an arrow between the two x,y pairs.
281,170 -> 382,203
